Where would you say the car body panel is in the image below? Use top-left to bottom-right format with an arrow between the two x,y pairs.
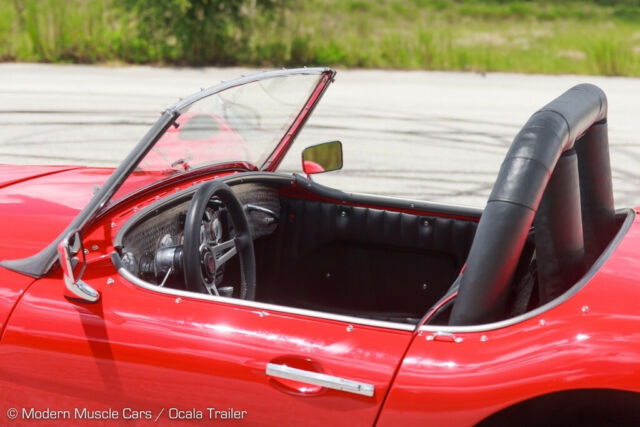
0,269 -> 33,338
0,166 -> 112,259
0,260 -> 412,425
378,212 -> 640,425
0,164 -> 83,189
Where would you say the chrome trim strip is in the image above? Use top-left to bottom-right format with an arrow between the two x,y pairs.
173,68 -> 332,112
419,208 -> 635,333
115,261 -> 415,332
265,363 -> 375,397
245,203 -> 279,219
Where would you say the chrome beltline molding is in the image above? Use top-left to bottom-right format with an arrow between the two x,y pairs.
115,262 -> 415,332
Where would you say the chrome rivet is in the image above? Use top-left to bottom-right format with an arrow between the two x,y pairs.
480,335 -> 488,342
18,289 -> 24,295
326,273 -> 331,279
83,248 -> 89,254
454,337 -> 464,343
258,311 -> 268,317
91,244 -> 99,251
340,211 -> 346,217
133,206 -> 139,212
423,220 -> 429,227
346,325 -> 354,332
175,297 -> 182,304
539,319 -> 546,326
426,335 -> 435,341
106,278 -> 114,285
422,283 -> 428,290
410,203 -> 415,208
110,222 -> 116,228
581,305 -> 589,314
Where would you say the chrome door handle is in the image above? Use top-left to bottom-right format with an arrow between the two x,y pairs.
265,363 -> 374,397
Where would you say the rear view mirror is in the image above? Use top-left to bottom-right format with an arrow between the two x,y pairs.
302,141 -> 343,176
58,231 -> 100,303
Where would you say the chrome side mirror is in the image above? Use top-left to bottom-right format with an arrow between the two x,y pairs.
302,141 -> 343,177
57,231 -> 100,303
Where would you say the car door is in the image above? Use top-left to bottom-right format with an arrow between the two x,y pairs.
0,268 -> 413,426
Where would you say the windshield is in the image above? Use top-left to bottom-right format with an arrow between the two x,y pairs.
111,71 -> 327,204
0,68 -> 334,280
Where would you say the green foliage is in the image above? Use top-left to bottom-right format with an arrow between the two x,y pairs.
3,0 -> 640,76
0,0 -> 286,64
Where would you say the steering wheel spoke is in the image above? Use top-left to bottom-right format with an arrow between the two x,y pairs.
210,238 -> 235,254
213,239 -> 238,266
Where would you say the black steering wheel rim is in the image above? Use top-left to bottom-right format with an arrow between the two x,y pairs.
182,180 -> 256,300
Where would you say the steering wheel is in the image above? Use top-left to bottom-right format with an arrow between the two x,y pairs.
182,180 -> 256,300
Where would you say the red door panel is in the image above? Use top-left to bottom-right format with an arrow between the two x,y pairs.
0,268 -> 411,426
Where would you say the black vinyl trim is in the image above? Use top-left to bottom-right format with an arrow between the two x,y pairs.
293,174 -> 483,219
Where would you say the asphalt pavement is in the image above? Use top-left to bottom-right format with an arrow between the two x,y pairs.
1,63 -> 639,207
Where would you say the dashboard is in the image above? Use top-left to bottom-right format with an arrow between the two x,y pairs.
113,182 -> 281,288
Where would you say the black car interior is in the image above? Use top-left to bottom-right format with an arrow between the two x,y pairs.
253,195 -> 478,324
113,170 -> 627,327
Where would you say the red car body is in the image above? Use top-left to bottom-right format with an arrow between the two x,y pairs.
0,68 -> 638,426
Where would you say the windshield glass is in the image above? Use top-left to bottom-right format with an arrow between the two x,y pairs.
111,71 -> 325,203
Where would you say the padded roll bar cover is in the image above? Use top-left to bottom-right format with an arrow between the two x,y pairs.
450,203 -> 536,324
576,122 -> 616,264
535,150 -> 585,303
450,84 -> 607,326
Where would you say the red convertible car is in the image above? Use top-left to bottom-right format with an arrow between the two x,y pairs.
0,68 -> 639,425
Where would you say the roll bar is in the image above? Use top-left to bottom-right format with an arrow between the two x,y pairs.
450,84 -> 615,325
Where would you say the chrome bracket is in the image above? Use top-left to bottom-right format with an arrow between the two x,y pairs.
58,231 -> 100,303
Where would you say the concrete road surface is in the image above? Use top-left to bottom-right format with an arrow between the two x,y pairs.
1,63 -> 639,208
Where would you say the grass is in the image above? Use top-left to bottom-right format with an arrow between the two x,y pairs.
2,0 -> 640,76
